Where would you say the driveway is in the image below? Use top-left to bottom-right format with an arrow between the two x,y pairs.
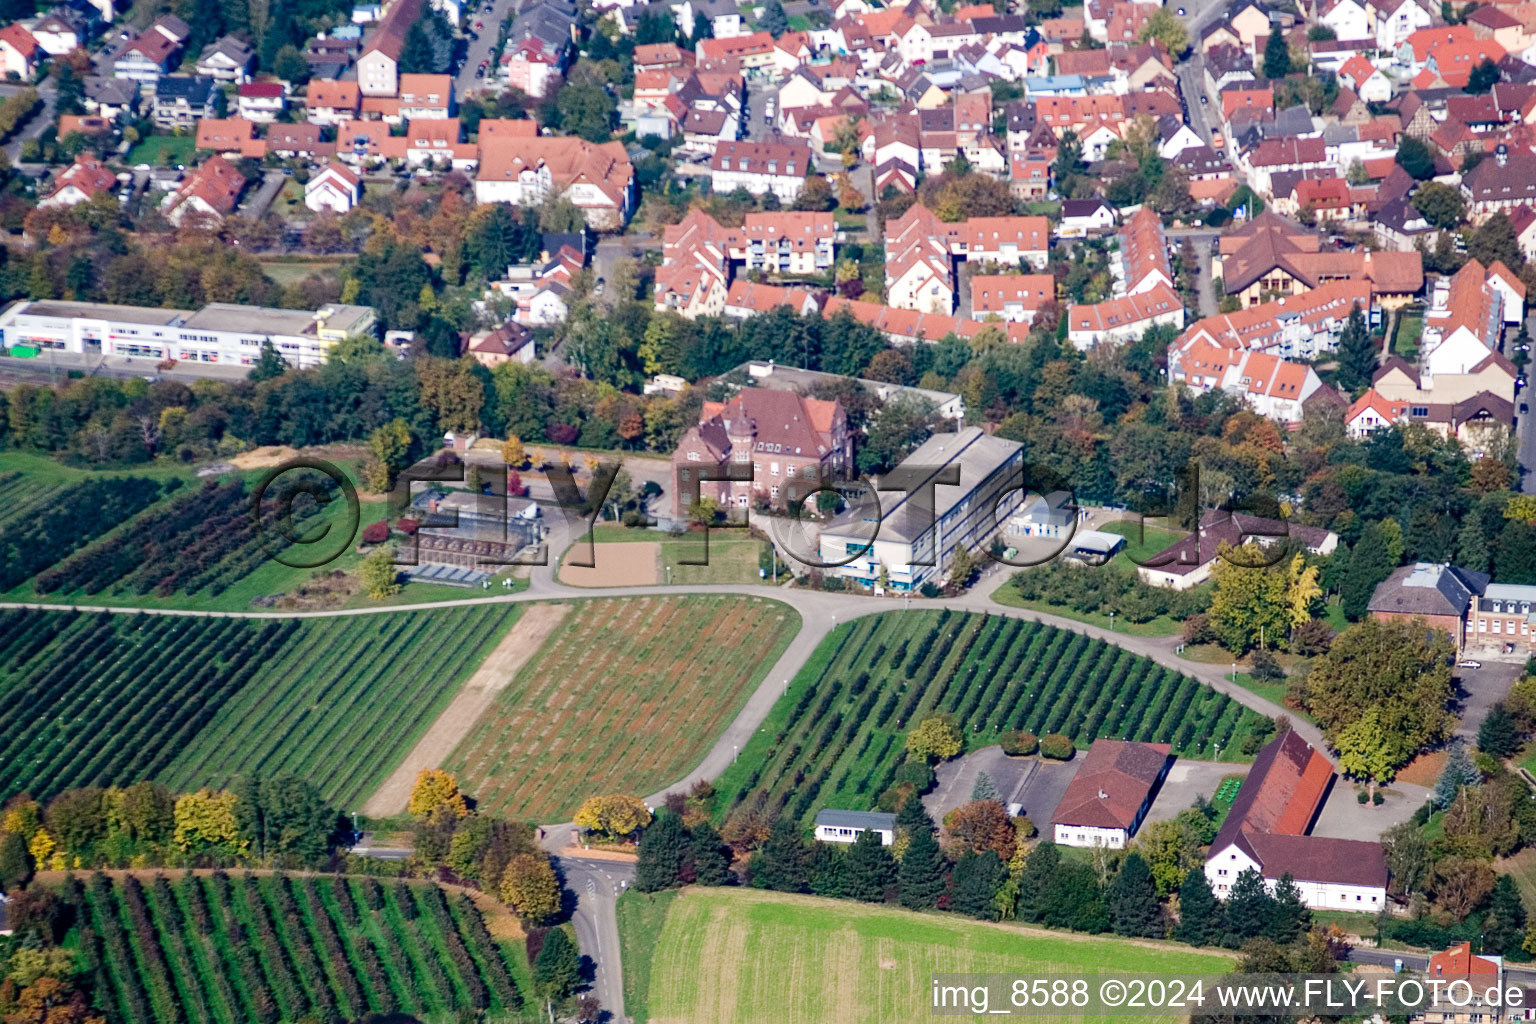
240,170 -> 287,219
1,80 -> 56,163
1452,659 -> 1522,742
924,746 -> 1080,826
1142,759 -> 1246,827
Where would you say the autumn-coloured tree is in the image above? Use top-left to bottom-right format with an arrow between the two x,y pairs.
499,852 -> 562,924
501,435 -> 526,468
408,769 -> 469,819
172,790 -> 246,856
906,715 -> 963,761
573,794 -> 652,840
943,800 -> 1017,860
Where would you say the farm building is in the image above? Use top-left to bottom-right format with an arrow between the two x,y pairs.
1051,739 -> 1172,848
819,427 -> 1025,592
1204,730 -> 1389,910
813,809 -> 896,846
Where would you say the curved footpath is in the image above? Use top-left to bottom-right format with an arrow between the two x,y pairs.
4,519 -> 1323,1024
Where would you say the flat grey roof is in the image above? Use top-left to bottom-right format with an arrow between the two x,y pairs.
318,304 -> 376,333
13,300 -> 189,325
814,809 -> 896,830
180,304 -> 319,336
824,428 -> 1023,544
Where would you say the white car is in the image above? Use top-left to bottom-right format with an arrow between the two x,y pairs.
1457,659 -> 1482,669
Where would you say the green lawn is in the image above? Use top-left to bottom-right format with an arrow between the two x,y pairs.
1229,671 -> 1286,707
618,887 -> 1235,1024
259,256 -> 350,287
1395,313 -> 1424,362
127,134 -> 196,167
1098,520 -> 1187,566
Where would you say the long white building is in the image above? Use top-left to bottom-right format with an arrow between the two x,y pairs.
818,427 -> 1023,592
0,300 -> 377,369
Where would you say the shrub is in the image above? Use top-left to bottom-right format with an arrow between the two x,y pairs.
1039,734 -> 1075,760
919,582 -> 942,598
892,758 -> 934,792
1372,791 -> 1384,805
1249,649 -> 1284,683
1357,790 -> 1369,804
999,731 -> 1038,757
396,518 -> 421,535
1181,613 -> 1217,646
877,781 -> 915,812
361,521 -> 391,544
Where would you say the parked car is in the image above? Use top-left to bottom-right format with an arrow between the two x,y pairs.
1458,659 -> 1482,669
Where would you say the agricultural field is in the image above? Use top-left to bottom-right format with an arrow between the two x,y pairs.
22,474 -> 349,604
0,604 -> 519,806
618,887 -> 1234,1024
68,870 -> 528,1024
0,474 -> 172,591
442,595 -> 799,820
713,610 -> 1266,825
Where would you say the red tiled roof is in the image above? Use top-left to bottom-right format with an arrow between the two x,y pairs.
1052,740 -> 1171,830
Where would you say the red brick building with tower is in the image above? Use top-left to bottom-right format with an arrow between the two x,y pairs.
672,388 -> 850,514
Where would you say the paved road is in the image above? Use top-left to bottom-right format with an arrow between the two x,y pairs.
1,80 -> 57,164
557,855 -> 635,1021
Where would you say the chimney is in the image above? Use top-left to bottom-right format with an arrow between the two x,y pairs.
1098,789 -> 1108,799
1497,143 -> 1508,167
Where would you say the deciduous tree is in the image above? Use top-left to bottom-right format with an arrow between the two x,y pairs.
906,715 -> 963,761
408,769 -> 469,819
573,794 -> 652,840
500,853 -> 562,924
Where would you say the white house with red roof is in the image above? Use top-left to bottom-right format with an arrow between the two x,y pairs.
970,273 -> 1055,323
1052,740 -> 1172,848
708,136 -> 813,203
163,155 -> 246,226
237,81 -> 287,123
39,156 -> 118,209
474,135 -> 636,229
0,23 -> 40,78
1337,53 -> 1392,102
305,163 -> 361,214
1206,730 -> 1388,910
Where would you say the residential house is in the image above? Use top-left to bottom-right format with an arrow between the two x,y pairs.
82,76 -> 137,120
237,81 -> 286,122
305,79 -> 362,125
1066,284 -> 1186,349
398,73 -> 453,119
196,35 -> 255,82
970,273 -> 1056,323
1057,199 -> 1118,238
1215,212 -> 1422,308
194,117 -> 260,155
266,122 -> 330,160
112,15 -> 188,82
466,323 -> 536,367
356,0 -> 424,96
1369,0 -> 1432,50
305,162 -> 360,213
0,23 -> 40,78
708,136 -> 813,203
29,9 -> 88,57
39,154 -> 117,208
163,154 -> 246,226
1052,740 -> 1173,849
722,280 -> 819,318
475,135 -> 636,230
152,76 -> 218,128
1205,730 -> 1389,911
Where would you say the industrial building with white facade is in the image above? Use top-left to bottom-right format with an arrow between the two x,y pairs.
0,300 -> 377,369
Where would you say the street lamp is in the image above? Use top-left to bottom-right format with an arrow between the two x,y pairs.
1108,611 -> 1115,632
733,743 -> 738,763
